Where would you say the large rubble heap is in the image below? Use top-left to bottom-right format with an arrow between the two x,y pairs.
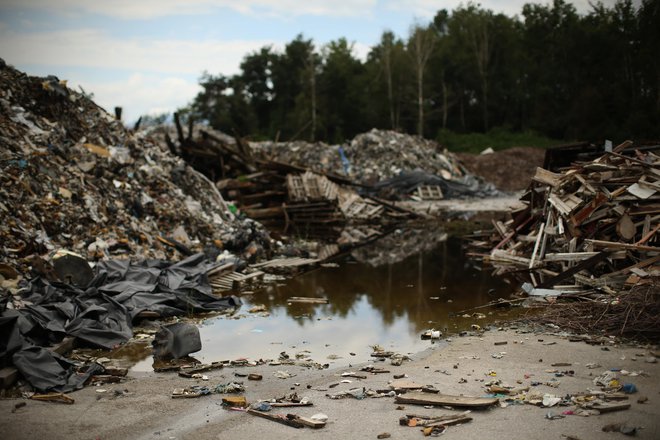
151,123 -> 499,245
0,60 -> 271,278
476,140 -> 659,296
0,62 -> 269,393
250,129 -> 489,188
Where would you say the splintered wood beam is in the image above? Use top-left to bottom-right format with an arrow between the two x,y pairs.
571,192 -> 608,226
394,392 -> 498,408
635,223 -> 660,245
246,409 -> 305,428
537,251 -> 611,289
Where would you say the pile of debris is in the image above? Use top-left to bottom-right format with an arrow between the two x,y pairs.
0,61 -> 275,393
474,140 -> 659,299
0,60 -> 272,279
150,121 -> 499,248
250,129 -> 497,197
251,129 -> 463,184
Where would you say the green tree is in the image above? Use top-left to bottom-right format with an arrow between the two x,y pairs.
317,38 -> 366,142
239,47 -> 275,136
408,23 -> 437,136
269,35 -> 317,140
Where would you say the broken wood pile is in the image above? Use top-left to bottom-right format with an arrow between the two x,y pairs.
220,169 -> 415,239
155,115 -> 256,181
476,140 -> 659,296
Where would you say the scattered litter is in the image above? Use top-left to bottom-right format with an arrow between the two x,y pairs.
214,382 -> 245,394
421,330 -> 441,339
172,386 -> 211,398
223,396 -> 248,407
326,387 -> 367,400
545,410 -> 565,420
602,422 -> 638,436
274,371 -> 295,379
250,401 -> 272,411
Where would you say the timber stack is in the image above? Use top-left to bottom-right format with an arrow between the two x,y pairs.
474,140 -> 660,296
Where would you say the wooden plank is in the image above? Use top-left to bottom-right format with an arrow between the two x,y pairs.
607,150 -> 653,167
584,239 -> 659,252
612,140 -> 633,153
246,409 -> 304,428
548,194 -> 572,216
635,223 -> 659,245
628,183 -> 657,199
295,416 -> 326,429
537,251 -> 611,289
269,402 -> 314,408
394,392 -> 498,408
529,222 -> 545,269
571,192 -> 608,226
29,393 -> 75,404
605,255 -> 660,278
403,415 -> 473,428
591,402 -> 631,414
252,257 -> 319,269
532,167 -> 563,187
287,297 -> 328,304
489,249 -> 535,267
543,251 -> 626,262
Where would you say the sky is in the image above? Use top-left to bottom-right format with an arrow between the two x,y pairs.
0,0 -> 612,124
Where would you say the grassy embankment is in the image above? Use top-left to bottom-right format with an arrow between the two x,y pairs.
437,128 -> 559,153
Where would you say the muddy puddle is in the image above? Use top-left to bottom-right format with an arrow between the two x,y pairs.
131,228 -> 526,372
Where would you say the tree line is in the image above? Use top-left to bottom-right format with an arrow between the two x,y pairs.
184,0 -> 660,145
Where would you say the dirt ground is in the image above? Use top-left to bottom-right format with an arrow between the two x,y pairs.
456,147 -> 546,192
1,328 -> 658,440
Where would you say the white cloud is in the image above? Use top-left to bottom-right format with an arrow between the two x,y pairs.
4,0 -> 377,19
352,42 -> 372,62
75,73 -> 202,123
0,28 -> 271,75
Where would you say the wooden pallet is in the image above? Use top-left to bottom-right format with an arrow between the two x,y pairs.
416,185 -> 444,200
252,257 -> 319,271
210,271 -> 264,292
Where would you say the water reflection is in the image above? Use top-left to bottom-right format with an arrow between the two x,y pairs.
261,235 -> 516,333
133,229 -> 520,371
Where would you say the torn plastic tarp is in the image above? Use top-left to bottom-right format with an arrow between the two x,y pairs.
153,322 -> 202,359
0,314 -> 23,368
1,253 -> 240,390
12,346 -> 104,393
368,169 -> 499,199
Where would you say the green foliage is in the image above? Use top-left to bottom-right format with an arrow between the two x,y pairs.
436,127 -> 559,153
187,0 -> 659,147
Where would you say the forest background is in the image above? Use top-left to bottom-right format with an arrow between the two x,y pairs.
162,0 -> 660,151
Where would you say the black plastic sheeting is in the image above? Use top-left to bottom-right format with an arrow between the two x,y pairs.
0,253 -> 241,392
368,169 -> 499,200
153,322 -> 202,359
12,347 -> 104,393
